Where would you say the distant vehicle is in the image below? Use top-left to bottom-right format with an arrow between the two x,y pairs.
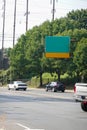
45,81 -> 65,92
8,81 -> 27,91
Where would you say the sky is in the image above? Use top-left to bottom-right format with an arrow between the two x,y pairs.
0,0 -> 87,49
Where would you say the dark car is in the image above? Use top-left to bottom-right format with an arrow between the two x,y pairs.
45,81 -> 65,92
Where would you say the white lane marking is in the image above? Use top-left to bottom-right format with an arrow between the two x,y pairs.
17,123 -> 30,130
0,128 -> 6,130
17,123 -> 45,130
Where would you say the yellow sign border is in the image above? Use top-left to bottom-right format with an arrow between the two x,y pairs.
45,53 -> 70,58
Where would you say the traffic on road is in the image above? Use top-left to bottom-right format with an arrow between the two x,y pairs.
0,87 -> 87,130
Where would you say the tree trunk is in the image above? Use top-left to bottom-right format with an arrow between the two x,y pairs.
56,69 -> 61,82
40,72 -> 43,87
58,71 -> 60,81
76,71 -> 80,82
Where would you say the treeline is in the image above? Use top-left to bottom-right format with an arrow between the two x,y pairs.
0,9 -> 87,86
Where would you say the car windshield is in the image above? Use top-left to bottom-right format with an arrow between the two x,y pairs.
14,81 -> 23,84
51,82 -> 57,85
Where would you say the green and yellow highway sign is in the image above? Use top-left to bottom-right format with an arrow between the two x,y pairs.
45,36 -> 70,58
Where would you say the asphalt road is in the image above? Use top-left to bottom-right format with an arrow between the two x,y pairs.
0,87 -> 87,130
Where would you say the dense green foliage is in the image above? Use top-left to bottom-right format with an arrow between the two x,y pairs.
0,9 -> 87,86
73,38 -> 87,82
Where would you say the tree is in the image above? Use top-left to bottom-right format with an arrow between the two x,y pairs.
67,9 -> 87,29
0,50 -> 2,69
8,9 -> 87,85
73,38 -> 87,82
10,34 -> 29,79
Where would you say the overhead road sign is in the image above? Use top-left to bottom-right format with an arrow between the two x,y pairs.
45,36 -> 70,58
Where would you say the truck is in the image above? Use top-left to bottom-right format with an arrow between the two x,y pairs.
74,83 -> 87,112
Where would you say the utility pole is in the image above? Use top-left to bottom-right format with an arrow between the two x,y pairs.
24,0 -> 30,31
2,0 -> 6,69
50,0 -> 58,21
13,0 -> 17,47
26,0 -> 29,31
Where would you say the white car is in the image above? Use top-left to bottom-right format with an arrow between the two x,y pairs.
8,81 -> 27,91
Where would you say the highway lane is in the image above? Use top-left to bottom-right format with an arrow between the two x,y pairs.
0,87 -> 87,130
